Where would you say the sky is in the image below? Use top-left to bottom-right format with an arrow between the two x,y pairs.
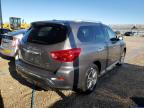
1,0 -> 144,24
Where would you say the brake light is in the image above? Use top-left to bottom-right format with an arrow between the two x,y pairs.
50,48 -> 81,62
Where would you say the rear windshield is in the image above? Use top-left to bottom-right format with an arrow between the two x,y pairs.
25,25 -> 68,45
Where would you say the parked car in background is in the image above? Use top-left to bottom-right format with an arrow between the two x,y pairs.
0,28 -> 11,34
0,28 -> 12,44
0,29 -> 27,57
124,31 -> 135,36
16,20 -> 126,94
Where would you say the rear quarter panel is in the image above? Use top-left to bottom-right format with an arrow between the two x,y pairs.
77,42 -> 107,89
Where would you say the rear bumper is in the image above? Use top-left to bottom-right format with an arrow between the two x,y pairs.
15,60 -> 74,90
0,47 -> 16,57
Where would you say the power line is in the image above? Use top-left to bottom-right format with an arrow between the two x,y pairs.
0,0 -> 3,29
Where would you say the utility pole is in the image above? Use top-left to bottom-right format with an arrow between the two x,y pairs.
0,0 -> 3,30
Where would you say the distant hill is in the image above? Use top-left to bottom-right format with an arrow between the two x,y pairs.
110,24 -> 144,31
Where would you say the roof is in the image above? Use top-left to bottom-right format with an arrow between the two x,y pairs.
31,20 -> 102,26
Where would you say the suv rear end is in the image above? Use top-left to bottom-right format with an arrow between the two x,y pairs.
16,21 -> 79,90
0,29 -> 26,57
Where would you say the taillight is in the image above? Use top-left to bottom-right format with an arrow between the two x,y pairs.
12,37 -> 20,47
50,48 -> 81,62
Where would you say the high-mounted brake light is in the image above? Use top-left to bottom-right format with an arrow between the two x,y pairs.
50,48 -> 81,62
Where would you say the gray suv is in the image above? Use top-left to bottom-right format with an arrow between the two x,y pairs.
16,20 -> 126,93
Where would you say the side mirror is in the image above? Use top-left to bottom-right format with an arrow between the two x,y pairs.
110,37 -> 119,41
116,35 -> 123,40
119,36 -> 123,40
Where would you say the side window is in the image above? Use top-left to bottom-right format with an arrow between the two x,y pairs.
106,27 -> 116,39
93,25 -> 107,42
77,26 -> 95,42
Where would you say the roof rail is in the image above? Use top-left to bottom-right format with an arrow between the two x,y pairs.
74,20 -> 102,23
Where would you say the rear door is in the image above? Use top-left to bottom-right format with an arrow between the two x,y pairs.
105,26 -> 121,66
77,24 -> 108,72
20,23 -> 68,72
93,25 -> 108,71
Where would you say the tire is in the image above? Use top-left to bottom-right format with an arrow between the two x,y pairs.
77,64 -> 99,94
117,50 -> 126,66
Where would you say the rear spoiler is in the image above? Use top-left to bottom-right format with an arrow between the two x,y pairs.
31,21 -> 66,27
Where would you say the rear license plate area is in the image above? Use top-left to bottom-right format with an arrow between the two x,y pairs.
23,50 -> 41,65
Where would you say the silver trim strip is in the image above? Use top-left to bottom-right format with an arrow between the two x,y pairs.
99,60 -> 119,77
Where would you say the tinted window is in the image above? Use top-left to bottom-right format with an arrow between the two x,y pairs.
25,25 -> 67,45
106,27 -> 116,39
77,25 -> 106,43
93,26 -> 106,42
77,26 -> 95,42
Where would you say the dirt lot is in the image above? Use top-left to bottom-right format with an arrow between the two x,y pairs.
0,37 -> 144,108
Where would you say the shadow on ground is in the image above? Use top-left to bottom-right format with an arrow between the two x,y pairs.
8,59 -> 43,90
131,97 -> 144,107
0,91 -> 4,108
0,53 -> 37,90
49,63 -> 144,108
0,53 -> 14,61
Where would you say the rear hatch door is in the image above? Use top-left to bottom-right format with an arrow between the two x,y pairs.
20,23 -> 68,72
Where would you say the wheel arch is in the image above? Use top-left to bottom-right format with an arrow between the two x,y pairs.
124,47 -> 126,53
93,61 -> 101,74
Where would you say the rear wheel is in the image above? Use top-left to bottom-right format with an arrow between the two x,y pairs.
78,64 -> 99,94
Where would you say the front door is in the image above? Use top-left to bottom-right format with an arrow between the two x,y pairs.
105,26 -> 121,66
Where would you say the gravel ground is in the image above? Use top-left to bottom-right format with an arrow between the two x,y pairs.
0,37 -> 144,108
